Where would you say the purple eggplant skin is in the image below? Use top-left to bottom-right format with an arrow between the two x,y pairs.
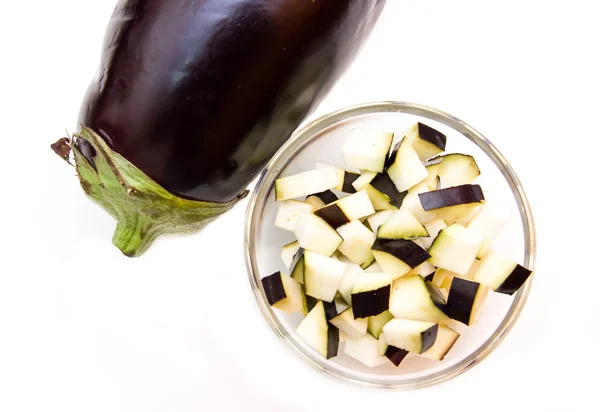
77,0 -> 387,203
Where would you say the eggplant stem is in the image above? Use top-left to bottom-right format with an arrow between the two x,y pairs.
112,216 -> 158,258
67,127 -> 248,258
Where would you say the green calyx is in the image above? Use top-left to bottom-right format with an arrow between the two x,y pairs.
63,127 -> 248,258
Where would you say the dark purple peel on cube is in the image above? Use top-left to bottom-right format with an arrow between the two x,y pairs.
372,239 -> 431,268
262,272 -> 286,306
496,265 -> 532,295
419,185 -> 484,211
351,285 -> 391,318
385,346 -> 409,367
314,204 -> 350,229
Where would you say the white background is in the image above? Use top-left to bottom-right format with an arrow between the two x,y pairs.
1,1 -> 599,411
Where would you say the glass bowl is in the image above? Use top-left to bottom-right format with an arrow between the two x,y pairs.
244,101 -> 536,389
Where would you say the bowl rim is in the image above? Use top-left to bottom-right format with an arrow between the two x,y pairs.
244,101 -> 536,389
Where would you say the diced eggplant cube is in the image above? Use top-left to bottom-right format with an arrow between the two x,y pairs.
303,251 -> 347,302
342,129 -> 394,173
262,272 -> 287,306
315,190 -> 375,229
387,137 -> 429,192
329,307 -> 368,339
344,333 -> 388,368
370,173 -> 408,207
428,224 -> 482,275
385,346 -> 410,367
275,200 -> 317,232
473,250 -> 532,295
406,122 -> 447,161
296,301 -> 339,359
336,220 -> 377,266
420,325 -> 460,361
377,207 -> 429,240
437,153 -> 480,188
352,171 -> 397,211
367,310 -> 394,339
314,203 -> 350,228
419,184 -> 484,211
383,318 -> 438,354
261,272 -> 304,313
389,275 -> 449,323
281,241 -> 301,272
275,167 -> 340,201
351,272 -> 392,318
447,277 -> 488,326
294,213 -> 342,256
372,239 -> 431,279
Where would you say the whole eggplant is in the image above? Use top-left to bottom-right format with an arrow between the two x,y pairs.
56,0 -> 386,257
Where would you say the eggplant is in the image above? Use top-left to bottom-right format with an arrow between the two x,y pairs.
382,318 -> 438,354
420,325 -> 460,361
314,163 -> 359,194
389,275 -> 449,323
377,207 -> 429,240
419,184 -> 485,211
342,129 -> 394,173
261,271 -> 304,313
314,191 -> 375,229
53,0 -> 386,257
385,346 -> 410,367
303,251 -> 347,302
387,137 -> 429,192
297,301 -> 339,359
370,173 -> 409,207
276,168 -> 340,201
367,310 -> 393,339
352,171 -> 397,211
275,200 -> 317,232
472,250 -> 532,295
351,272 -> 392,318
428,223 -> 482,275
336,221 -> 377,267
344,333 -> 388,367
406,122 -> 447,161
371,239 -> 431,279
294,213 -> 342,257
330,307 -> 368,340
447,277 -> 488,326
436,154 -> 480,188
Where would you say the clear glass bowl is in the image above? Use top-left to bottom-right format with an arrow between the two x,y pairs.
244,101 -> 536,389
